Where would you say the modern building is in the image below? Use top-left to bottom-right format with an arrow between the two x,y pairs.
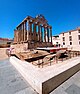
52,35 -> 60,46
59,27 -> 80,50
12,15 -> 52,50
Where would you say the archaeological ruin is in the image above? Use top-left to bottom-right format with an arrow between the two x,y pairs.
9,14 -> 80,94
13,14 -> 52,49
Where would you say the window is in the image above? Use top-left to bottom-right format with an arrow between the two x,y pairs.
79,41 -> 80,45
78,30 -> 80,33
69,36 -> 72,41
56,42 -> 58,44
63,33 -> 64,36
69,32 -> 71,35
63,42 -> 65,45
63,37 -> 65,41
70,42 -> 72,45
78,35 -> 80,40
56,42 -> 58,47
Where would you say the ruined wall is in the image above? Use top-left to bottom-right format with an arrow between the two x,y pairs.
11,43 -> 28,53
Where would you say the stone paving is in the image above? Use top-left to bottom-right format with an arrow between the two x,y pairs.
51,70 -> 80,94
0,58 -> 80,94
0,59 -> 37,94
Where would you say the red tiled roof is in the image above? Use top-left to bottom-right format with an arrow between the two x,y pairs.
0,38 -> 11,41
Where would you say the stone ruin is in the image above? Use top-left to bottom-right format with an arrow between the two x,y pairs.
11,14 -> 52,52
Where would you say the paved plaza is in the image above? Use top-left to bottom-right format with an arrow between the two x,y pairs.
0,58 -> 80,94
51,70 -> 80,94
0,59 -> 37,94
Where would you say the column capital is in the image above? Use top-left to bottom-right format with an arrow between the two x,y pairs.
50,26 -> 52,29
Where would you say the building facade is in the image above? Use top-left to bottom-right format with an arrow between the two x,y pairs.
13,15 -> 52,49
59,27 -> 80,50
52,35 -> 60,46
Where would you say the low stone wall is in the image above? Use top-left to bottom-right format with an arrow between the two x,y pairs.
10,56 -> 80,94
42,63 -> 80,94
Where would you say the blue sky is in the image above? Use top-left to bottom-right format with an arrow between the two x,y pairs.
0,0 -> 80,39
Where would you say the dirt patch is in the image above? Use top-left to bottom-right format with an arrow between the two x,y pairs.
0,48 -> 8,60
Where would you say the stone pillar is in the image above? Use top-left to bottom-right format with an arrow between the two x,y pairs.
17,31 -> 19,43
38,24 -> 40,42
14,30 -> 16,43
30,22 -> 32,41
20,30 -> 22,42
44,26 -> 46,42
22,23 -> 24,42
14,30 -> 18,43
40,25 -> 42,42
50,27 -> 52,43
31,23 -> 34,41
41,26 -> 43,42
45,27 -> 48,42
27,20 -> 29,41
33,23 -> 36,41
18,30 -> 20,43
25,21 -> 27,41
24,21 -> 26,42
47,27 -> 49,42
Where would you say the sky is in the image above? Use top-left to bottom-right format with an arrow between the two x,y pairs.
0,0 -> 80,39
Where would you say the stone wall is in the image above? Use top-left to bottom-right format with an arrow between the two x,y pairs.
11,42 -> 52,53
10,56 -> 80,94
42,63 -> 80,94
11,43 -> 28,53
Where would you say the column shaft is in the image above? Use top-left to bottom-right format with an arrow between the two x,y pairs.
34,23 -> 36,41
27,20 -> 29,41
41,26 -> 43,42
14,31 -> 16,42
22,24 -> 24,42
30,22 -> 32,41
38,24 -> 40,42
47,27 -> 49,42
24,21 -> 26,41
45,28 -> 47,42
18,30 -> 20,42
50,27 -> 52,43
44,27 -> 46,42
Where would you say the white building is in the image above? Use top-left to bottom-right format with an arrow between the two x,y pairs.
59,27 -> 80,51
52,35 -> 60,46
